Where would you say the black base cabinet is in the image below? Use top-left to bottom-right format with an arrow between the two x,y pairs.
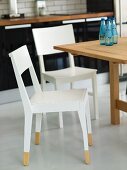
0,20 -> 109,91
0,21 -> 63,91
0,26 -> 34,90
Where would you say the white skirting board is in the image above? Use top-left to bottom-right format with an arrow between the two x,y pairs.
0,72 -> 109,105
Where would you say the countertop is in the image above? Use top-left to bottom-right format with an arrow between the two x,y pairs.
0,12 -> 113,27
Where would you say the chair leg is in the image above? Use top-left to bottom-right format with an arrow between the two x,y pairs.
59,112 -> 63,128
84,150 -> 90,164
92,73 -> 99,119
85,94 -> 93,146
88,134 -> 92,146
42,78 -> 47,118
35,132 -> 41,145
55,82 -> 63,128
23,114 -> 33,166
35,113 -> 42,145
78,105 -> 90,164
41,75 -> 46,91
23,152 -> 30,166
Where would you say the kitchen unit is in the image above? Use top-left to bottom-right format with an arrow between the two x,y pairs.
87,0 -> 114,13
0,12 -> 113,91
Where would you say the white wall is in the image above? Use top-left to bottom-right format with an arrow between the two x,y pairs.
0,0 -> 87,17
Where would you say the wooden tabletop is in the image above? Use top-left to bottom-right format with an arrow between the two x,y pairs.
0,12 -> 113,26
54,37 -> 127,64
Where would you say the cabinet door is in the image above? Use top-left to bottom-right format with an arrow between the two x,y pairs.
87,0 -> 113,12
0,27 -> 10,90
0,26 -> 34,90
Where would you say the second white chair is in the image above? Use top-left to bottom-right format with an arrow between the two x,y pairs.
32,24 -> 98,128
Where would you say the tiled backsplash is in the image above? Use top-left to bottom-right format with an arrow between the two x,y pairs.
0,0 -> 87,17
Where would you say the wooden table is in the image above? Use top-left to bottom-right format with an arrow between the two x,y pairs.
54,37 -> 127,125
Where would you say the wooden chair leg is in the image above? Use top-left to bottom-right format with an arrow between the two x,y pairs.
84,150 -> 90,164
23,152 -> 30,166
35,132 -> 41,145
88,133 -> 93,146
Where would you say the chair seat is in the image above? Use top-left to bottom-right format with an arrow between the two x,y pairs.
30,89 -> 87,113
43,66 -> 97,83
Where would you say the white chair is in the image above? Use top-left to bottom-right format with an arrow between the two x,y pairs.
9,45 -> 92,166
32,24 -> 98,129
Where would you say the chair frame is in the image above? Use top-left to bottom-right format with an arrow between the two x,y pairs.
9,45 -> 92,166
32,24 -> 98,128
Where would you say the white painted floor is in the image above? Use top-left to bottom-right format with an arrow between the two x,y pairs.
0,81 -> 127,170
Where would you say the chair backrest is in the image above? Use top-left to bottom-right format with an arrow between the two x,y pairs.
9,45 -> 41,113
32,24 -> 75,72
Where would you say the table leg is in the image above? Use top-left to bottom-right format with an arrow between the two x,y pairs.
109,62 -> 120,125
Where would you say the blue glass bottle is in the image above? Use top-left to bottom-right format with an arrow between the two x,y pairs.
105,19 -> 113,46
111,17 -> 118,44
99,18 -> 106,45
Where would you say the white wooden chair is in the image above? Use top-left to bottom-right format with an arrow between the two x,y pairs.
32,24 -> 98,129
9,45 -> 92,166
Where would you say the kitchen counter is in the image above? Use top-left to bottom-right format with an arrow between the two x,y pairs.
0,12 -> 113,26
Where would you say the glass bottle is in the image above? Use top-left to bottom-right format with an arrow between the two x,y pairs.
111,17 -> 118,44
99,18 -> 106,45
105,19 -> 113,46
